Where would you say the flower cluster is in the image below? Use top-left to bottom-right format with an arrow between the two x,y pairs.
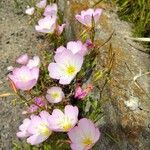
8,1 -> 103,149
17,106 -> 100,149
36,4 -> 65,35
26,2 -> 66,35
8,54 -> 40,91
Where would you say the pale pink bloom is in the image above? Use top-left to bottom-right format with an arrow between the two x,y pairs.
17,118 -> 31,138
55,41 -> 88,56
48,105 -> 79,132
56,23 -> 66,35
46,87 -> 64,104
74,84 -> 93,100
36,0 -> 47,8
48,49 -> 83,85
43,4 -> 57,17
8,66 -> 39,91
27,111 -> 52,145
68,118 -> 100,150
75,8 -> 103,27
35,16 -> 57,33
27,56 -> 40,69
67,41 -> 88,56
25,7 -> 35,15
16,54 -> 29,65
55,46 -> 66,54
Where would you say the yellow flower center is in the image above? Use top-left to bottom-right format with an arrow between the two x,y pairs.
38,123 -> 52,136
66,65 -> 76,75
82,138 -> 93,147
43,22 -> 50,29
51,92 -> 60,99
59,116 -> 72,131
63,122 -> 72,131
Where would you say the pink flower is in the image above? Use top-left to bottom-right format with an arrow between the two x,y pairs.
25,7 -> 35,15
27,98 -> 46,113
56,23 -> 66,35
68,118 -> 100,150
84,39 -> 94,48
74,84 -> 93,100
17,118 -> 31,138
35,16 -> 57,33
46,87 -> 64,104
8,66 -> 39,91
55,41 -> 88,56
67,41 -> 88,56
48,105 -> 79,132
74,86 -> 87,99
55,46 -> 66,54
43,4 -> 57,17
27,111 -> 52,145
27,56 -> 40,69
16,54 -> 29,65
75,8 -> 103,27
48,49 -> 83,85
34,97 -> 46,107
36,0 -> 47,9
28,104 -> 39,113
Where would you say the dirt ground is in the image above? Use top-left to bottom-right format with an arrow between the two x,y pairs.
0,0 -> 42,149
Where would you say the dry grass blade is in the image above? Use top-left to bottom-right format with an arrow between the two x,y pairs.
126,37 -> 150,42
0,93 -> 14,98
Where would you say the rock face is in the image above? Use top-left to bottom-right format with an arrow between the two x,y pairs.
0,0 -> 149,149
60,0 -> 150,150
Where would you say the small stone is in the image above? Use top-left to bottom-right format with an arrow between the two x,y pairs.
124,96 -> 140,111
7,66 -> 14,71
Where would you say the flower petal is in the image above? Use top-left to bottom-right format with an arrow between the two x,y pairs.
48,63 -> 61,79
27,134 -> 48,145
65,105 -> 78,125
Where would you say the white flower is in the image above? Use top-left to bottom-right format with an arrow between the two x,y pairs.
25,7 -> 35,15
46,87 -> 64,103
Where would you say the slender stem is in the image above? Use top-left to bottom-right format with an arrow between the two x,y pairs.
92,0 -> 103,7
79,28 -> 90,39
97,31 -> 114,49
91,27 -> 95,43
103,131 -> 119,144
